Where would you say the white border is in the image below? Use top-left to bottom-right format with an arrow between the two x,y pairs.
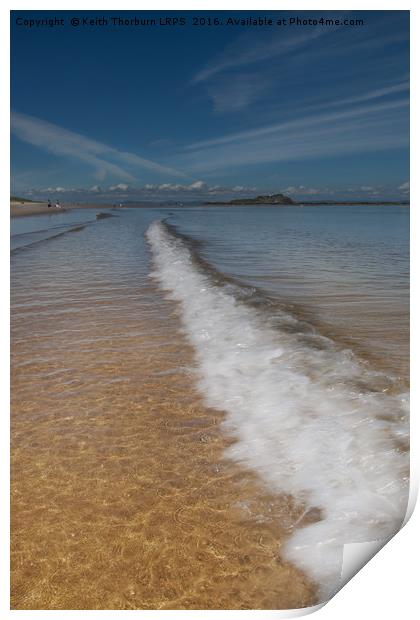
2,2 -> 417,619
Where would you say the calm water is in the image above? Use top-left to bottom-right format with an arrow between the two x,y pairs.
11,205 -> 409,372
11,204 -> 409,607
10,209 -> 99,250
168,204 -> 409,379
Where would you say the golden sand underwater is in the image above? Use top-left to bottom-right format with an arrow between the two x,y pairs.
11,244 -> 316,609
11,205 -> 408,609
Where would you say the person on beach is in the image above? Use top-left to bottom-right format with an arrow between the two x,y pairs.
48,199 -> 52,208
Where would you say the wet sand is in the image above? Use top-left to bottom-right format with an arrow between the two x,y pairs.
10,202 -> 115,217
11,231 -> 317,609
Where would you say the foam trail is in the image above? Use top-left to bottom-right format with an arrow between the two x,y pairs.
146,220 -> 409,601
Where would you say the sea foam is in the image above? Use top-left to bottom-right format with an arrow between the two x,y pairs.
146,220 -> 409,601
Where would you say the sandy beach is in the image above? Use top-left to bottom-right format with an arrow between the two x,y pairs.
11,314 -> 316,609
10,201 -> 117,217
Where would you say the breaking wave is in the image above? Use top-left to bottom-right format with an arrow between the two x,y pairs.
146,219 -> 409,601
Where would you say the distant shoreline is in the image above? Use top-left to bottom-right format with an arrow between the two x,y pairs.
204,200 -> 410,206
299,200 -> 409,206
205,199 -> 409,206
204,192 -> 409,206
11,199 -> 410,218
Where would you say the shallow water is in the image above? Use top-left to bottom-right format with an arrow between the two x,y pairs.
147,213 -> 409,599
11,204 -> 409,608
10,209 -> 99,250
167,204 -> 409,379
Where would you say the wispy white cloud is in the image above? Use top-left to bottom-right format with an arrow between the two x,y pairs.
183,99 -> 408,152
282,185 -> 322,196
302,82 -> 409,114
174,98 -> 409,173
193,27 -> 332,84
109,183 -> 130,191
192,27 -> 335,113
203,71 -> 276,113
42,186 -> 67,193
192,15 -> 408,115
11,111 -> 187,182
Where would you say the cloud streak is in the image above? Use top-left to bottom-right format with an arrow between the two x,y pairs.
193,26 -> 332,83
172,96 -> 409,174
11,111 -> 187,182
191,14 -> 408,115
183,98 -> 409,152
192,26 -> 337,113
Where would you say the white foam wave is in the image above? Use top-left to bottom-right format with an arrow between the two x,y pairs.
146,220 -> 409,601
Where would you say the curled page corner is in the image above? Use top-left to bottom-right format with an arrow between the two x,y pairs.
260,603 -> 326,619
341,538 -> 390,589
339,483 -> 415,595
403,482 -> 418,526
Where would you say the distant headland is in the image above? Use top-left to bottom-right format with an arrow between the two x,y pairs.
205,193 -> 295,205
205,193 -> 409,206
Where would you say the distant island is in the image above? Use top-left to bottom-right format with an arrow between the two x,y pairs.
205,193 -> 409,206
206,193 -> 295,205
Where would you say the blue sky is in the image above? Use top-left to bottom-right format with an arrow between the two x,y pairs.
11,10 -> 409,202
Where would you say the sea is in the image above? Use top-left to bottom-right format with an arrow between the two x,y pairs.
11,204 -> 409,607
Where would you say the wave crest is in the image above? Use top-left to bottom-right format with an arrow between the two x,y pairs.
146,219 -> 409,601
